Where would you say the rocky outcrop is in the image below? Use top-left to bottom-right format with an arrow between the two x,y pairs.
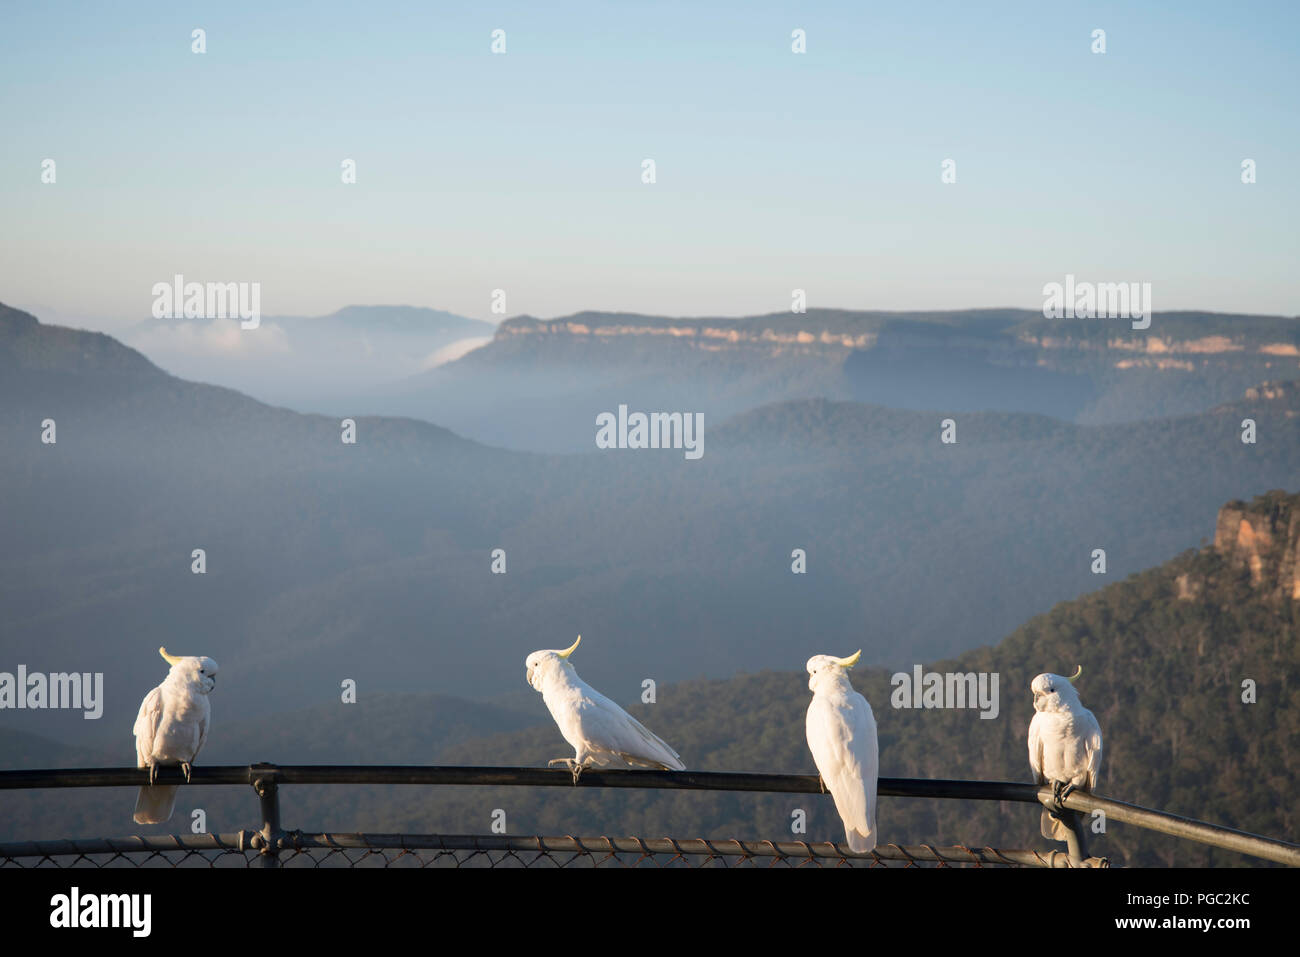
1212,490 -> 1300,600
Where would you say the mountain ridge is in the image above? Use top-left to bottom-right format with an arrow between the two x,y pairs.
3,305 -> 1299,772
378,306 -> 1300,449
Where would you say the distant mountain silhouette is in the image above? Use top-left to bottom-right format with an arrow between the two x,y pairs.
122,304 -> 494,412
1,301 -> 163,377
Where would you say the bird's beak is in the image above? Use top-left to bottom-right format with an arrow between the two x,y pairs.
159,647 -> 183,665
557,635 -> 581,659
834,649 -> 861,669
1067,665 -> 1082,684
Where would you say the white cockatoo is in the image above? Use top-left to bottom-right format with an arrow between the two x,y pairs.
132,647 -> 218,824
525,635 -> 685,783
1028,666 -> 1103,841
805,650 -> 878,853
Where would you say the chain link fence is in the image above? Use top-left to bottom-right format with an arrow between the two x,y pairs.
0,833 -> 1095,868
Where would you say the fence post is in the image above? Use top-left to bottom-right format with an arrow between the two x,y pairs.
250,763 -> 283,869
1062,809 -> 1090,866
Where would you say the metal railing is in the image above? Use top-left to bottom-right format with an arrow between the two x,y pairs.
2,764 -> 1297,868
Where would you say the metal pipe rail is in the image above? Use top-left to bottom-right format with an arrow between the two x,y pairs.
1,764 -> 1296,866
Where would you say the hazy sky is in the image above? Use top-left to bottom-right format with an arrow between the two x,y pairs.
2,1 -> 1296,330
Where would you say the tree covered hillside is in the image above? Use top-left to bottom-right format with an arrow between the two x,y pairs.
3,492 -> 1293,866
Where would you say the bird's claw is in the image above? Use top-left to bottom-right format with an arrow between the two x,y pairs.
548,758 -> 584,786
181,762 -> 192,783
1052,781 -> 1076,809
818,774 -> 826,794
147,763 -> 157,786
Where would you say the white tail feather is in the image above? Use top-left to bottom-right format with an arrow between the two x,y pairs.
1041,808 -> 1073,842
846,826 -> 876,854
133,785 -> 177,824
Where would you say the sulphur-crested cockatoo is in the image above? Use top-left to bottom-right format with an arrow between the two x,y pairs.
132,647 -> 218,824
1028,666 -> 1102,841
805,650 -> 878,853
525,635 -> 684,783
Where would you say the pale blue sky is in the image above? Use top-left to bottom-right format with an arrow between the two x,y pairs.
1,0 -> 1296,330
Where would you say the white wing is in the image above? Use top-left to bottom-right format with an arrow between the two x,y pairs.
195,705 -> 209,761
806,691 -> 878,850
1080,708 -> 1103,790
133,685 -> 163,767
575,685 -> 685,770
1027,712 -> 1047,785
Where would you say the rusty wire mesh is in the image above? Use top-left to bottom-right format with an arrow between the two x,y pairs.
0,833 -> 1093,868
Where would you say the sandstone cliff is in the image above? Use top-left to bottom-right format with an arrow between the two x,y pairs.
1212,489 -> 1300,601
